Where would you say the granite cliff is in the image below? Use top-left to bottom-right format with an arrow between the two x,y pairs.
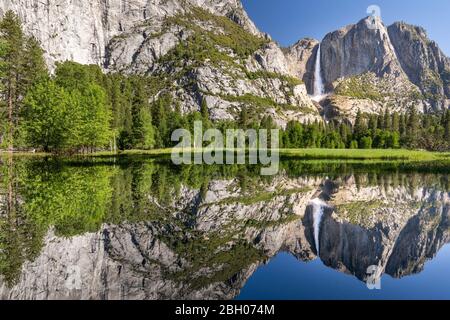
0,1 -> 449,124
287,16 -> 450,117
0,0 -> 320,126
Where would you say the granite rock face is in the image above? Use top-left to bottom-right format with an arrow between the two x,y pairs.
286,16 -> 450,113
0,0 -> 321,125
320,17 -> 405,86
1,1 -> 448,123
0,0 -> 259,69
388,22 -> 450,109
284,38 -> 319,94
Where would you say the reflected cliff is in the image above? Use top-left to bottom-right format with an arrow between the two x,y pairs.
0,156 -> 449,299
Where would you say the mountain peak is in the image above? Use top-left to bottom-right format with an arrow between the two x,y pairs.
390,21 -> 428,37
358,14 -> 384,27
320,15 -> 403,84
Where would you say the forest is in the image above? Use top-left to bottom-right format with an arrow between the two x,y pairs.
0,11 -> 449,154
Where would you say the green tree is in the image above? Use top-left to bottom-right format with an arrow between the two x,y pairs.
360,136 -> 373,149
130,78 -> 155,149
392,112 -> 400,133
55,61 -> 104,91
443,109 -> 450,141
388,131 -> 400,149
350,140 -> 358,149
399,113 -> 407,137
199,97 -> 212,131
338,122 -> 351,146
21,36 -> 48,92
285,121 -> 304,148
368,114 -> 378,134
0,11 -> 25,151
406,107 -> 420,147
55,62 -> 112,152
72,83 -> 112,152
239,106 -> 249,129
0,39 -> 7,147
21,80 -> 76,152
354,110 -> 368,139
383,108 -> 391,130
152,94 -> 171,148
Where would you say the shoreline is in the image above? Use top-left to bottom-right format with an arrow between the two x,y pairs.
1,148 -> 450,162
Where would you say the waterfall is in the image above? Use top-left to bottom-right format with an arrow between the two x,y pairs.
312,44 -> 325,100
310,198 -> 327,256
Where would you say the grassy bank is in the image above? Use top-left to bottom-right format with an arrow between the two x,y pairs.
2,148 -> 450,162
117,148 -> 450,162
279,149 -> 450,161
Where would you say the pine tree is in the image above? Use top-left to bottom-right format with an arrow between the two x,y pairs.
339,122 -> 351,146
239,106 -> 249,129
377,114 -> 384,130
399,113 -> 407,137
21,36 -> 48,90
392,112 -> 400,133
406,107 -> 420,147
152,94 -> 170,148
0,39 -> 7,147
200,97 -> 209,120
444,109 -> 450,142
354,110 -> 368,138
383,108 -> 391,130
0,11 -> 25,151
130,78 -> 155,149
368,114 -> 378,134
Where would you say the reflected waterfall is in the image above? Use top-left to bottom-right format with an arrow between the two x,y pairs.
310,198 -> 328,255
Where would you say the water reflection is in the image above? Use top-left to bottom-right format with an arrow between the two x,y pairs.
0,156 -> 449,299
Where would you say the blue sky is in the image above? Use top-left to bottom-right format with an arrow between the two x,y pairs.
241,0 -> 450,55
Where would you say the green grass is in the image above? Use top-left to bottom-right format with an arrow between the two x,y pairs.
3,148 -> 450,163
279,149 -> 450,161
0,151 -> 50,157
114,148 -> 450,161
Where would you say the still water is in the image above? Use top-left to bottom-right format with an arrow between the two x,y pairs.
0,156 -> 449,300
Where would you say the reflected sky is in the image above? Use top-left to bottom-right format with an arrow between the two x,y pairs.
238,245 -> 450,300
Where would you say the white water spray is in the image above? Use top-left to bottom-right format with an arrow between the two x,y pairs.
312,44 -> 325,101
310,198 -> 328,256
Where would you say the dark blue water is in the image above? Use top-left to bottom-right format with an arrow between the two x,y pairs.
237,246 -> 450,300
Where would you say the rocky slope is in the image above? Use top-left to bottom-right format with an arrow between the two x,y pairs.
1,1 -> 448,123
0,0 -> 320,126
388,22 -> 450,109
284,38 -> 319,94
0,0 -> 259,68
287,16 -> 450,116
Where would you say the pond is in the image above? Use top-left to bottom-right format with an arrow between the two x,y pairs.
0,156 -> 449,300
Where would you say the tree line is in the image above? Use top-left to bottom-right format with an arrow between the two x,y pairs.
0,11 -> 211,153
281,109 -> 450,151
1,11 -> 449,153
